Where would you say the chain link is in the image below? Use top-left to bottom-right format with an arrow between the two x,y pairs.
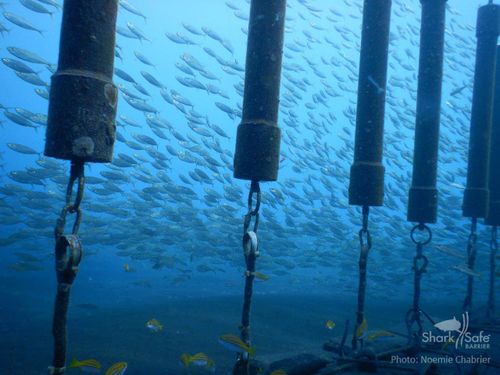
353,205 -> 371,351
52,160 -> 85,285
243,180 -> 261,235
406,223 -> 431,347
55,161 -> 85,239
236,180 -> 262,374
358,205 -> 372,250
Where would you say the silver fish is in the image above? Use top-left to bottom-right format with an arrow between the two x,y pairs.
3,12 -> 43,34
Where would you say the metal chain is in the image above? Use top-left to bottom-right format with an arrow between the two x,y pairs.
463,218 -> 478,312
49,160 -> 85,375
55,161 -> 85,239
406,223 -> 431,347
487,226 -> 498,319
352,205 -> 371,351
243,180 -> 261,234
359,204 -> 371,250
234,180 -> 261,375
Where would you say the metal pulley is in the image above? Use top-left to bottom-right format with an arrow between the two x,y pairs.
44,0 -> 119,162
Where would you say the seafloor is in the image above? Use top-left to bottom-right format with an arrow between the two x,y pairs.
2,288 -> 497,374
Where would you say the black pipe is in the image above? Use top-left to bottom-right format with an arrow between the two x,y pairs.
463,4 -> 500,218
233,0 -> 286,182
349,0 -> 392,207
486,45 -> 500,226
407,0 -> 447,224
45,0 -> 119,163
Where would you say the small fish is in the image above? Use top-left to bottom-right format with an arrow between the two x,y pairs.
20,0 -> 54,17
356,317 -> 368,338
119,0 -> 147,22
218,334 -> 256,356
325,320 -> 336,330
7,143 -> 39,155
2,57 -> 38,74
68,358 -> 102,372
452,264 -> 481,278
134,51 -> 155,67
146,318 -> 163,332
15,71 -> 47,86
450,85 -> 467,97
116,26 -> 139,39
127,22 -> 149,42
176,76 -> 207,91
182,23 -> 204,36
270,370 -> 287,375
37,0 -> 61,10
105,361 -> 127,375
253,271 -> 269,281
115,68 -> 136,83
434,244 -> 464,259
180,352 -> 215,368
7,46 -> 51,65
449,182 -> 465,189
123,263 -> 131,272
367,330 -> 395,341
3,12 -> 43,34
141,71 -> 164,88
122,95 -> 158,113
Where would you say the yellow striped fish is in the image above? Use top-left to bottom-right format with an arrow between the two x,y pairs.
367,330 -> 395,341
180,352 -> 215,368
68,358 -> 101,372
105,361 -> 127,375
325,320 -> 336,330
356,318 -> 368,338
218,334 -> 256,357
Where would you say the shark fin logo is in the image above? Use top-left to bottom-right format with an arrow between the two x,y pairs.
434,312 -> 469,348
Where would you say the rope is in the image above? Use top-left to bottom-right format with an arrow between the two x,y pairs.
50,160 -> 85,374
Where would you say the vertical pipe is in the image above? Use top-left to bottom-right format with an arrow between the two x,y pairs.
485,45 -> 500,319
348,0 -> 392,207
407,0 -> 447,224
463,4 -> 500,218
45,0 -> 119,163
486,45 -> 500,227
233,0 -> 286,182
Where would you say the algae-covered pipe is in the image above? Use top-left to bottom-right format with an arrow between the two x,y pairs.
233,0 -> 286,182
407,0 -> 447,224
463,3 -> 500,218
348,0 -> 392,207
45,0 -> 119,163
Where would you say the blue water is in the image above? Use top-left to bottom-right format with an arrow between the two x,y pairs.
0,0 -> 498,374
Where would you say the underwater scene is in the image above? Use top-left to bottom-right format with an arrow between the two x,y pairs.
0,0 -> 499,374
